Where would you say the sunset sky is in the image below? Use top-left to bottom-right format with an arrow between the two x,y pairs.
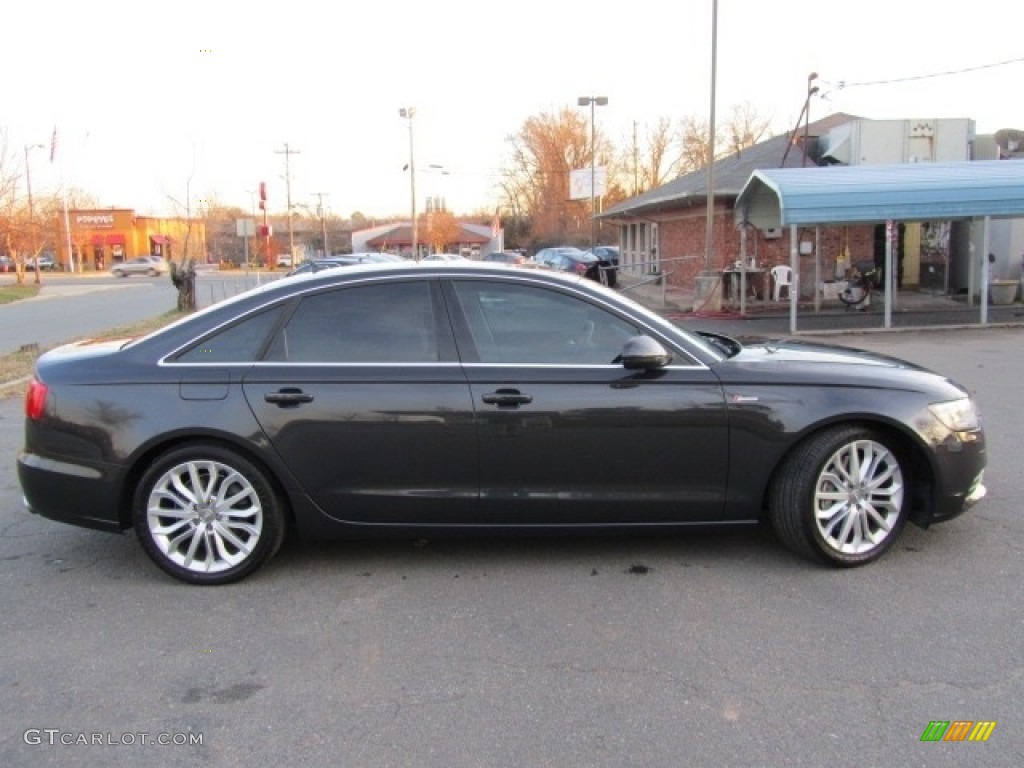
6,0 -> 1022,219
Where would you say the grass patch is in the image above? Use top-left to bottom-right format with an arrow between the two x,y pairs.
0,310 -> 185,396
0,283 -> 42,304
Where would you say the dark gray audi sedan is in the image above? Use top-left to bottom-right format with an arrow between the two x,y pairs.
18,263 -> 986,584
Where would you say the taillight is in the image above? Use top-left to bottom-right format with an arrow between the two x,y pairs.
25,378 -> 48,420
574,262 -> 588,275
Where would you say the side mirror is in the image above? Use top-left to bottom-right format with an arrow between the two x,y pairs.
620,335 -> 672,370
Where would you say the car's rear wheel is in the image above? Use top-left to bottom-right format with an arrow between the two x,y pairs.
133,444 -> 285,585
770,426 -> 908,566
113,269 -> 126,277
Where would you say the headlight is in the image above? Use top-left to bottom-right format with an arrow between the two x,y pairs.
929,398 -> 980,432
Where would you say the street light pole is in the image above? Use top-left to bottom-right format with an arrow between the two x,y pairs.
577,96 -> 608,251
781,72 -> 819,167
399,107 -> 418,261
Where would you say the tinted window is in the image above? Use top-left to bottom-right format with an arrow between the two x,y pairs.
268,281 -> 440,363
176,305 -> 286,362
452,281 -> 640,365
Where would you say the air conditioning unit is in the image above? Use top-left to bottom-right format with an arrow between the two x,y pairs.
762,227 -> 782,239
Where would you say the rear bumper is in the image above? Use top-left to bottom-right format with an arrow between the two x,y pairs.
17,451 -> 127,533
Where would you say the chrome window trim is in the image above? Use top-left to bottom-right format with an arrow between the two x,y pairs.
157,360 -> 707,371
158,360 -> 462,369
459,362 -> 709,371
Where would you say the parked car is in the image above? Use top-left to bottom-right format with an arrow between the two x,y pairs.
275,254 -> 294,269
284,253 -> 401,276
286,259 -> 348,277
534,246 -> 617,286
483,251 -> 528,265
585,245 -> 620,267
18,262 -> 986,584
26,253 -> 58,271
0,255 -> 15,272
332,252 -> 404,265
110,255 -> 168,277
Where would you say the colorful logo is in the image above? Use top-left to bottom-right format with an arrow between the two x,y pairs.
920,721 -> 997,742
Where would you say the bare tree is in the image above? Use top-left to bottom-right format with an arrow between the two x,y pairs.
0,129 -> 26,281
0,133 -> 57,285
164,181 -> 205,311
423,209 -> 461,254
678,103 -> 773,175
497,104 -> 773,248
498,108 -> 595,248
615,117 -> 681,196
725,101 -> 773,155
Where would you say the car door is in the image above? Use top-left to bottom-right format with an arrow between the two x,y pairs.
444,277 -> 729,526
243,277 -> 478,525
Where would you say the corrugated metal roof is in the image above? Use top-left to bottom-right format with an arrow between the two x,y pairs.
735,159 -> 1024,228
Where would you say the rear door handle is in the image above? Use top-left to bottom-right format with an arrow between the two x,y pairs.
264,389 -> 314,407
482,389 -> 533,407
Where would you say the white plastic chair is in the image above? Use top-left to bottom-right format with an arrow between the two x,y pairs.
770,265 -> 793,301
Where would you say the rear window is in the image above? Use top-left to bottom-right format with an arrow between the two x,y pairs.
175,306 -> 287,363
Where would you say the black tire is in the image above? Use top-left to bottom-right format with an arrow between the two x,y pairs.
770,426 -> 908,566
133,443 -> 286,585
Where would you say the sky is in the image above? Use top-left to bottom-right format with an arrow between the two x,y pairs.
4,0 -> 1022,221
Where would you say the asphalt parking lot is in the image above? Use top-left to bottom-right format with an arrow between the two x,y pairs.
1,321 -> 1021,767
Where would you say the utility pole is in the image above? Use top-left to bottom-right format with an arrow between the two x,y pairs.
275,143 -> 300,261
312,192 -> 330,257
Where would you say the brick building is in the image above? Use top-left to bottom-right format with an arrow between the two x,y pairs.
601,113 -> 874,299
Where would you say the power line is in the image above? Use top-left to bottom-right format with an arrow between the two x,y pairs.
838,56 -> 1024,89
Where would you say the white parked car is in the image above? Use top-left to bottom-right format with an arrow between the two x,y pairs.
110,256 -> 168,277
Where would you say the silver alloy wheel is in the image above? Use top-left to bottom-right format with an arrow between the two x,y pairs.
146,460 -> 263,574
813,439 -> 904,555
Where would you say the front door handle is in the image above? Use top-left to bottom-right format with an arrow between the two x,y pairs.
482,389 -> 533,407
264,389 -> 314,408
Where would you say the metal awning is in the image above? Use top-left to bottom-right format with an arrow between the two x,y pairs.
734,159 -> 1024,229
733,160 -> 1024,332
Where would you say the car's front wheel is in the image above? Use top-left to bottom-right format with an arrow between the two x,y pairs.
770,426 -> 908,566
133,444 -> 286,585
112,269 -> 126,278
